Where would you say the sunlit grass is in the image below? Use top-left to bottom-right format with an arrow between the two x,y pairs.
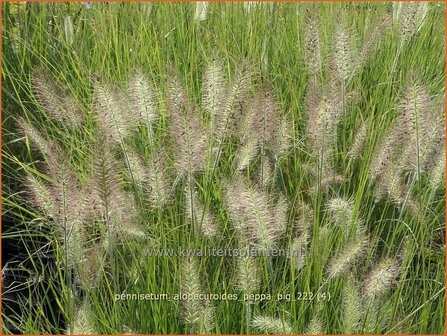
2,2 -> 445,334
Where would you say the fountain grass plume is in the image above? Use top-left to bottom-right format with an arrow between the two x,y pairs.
251,315 -> 293,334
167,73 -> 208,176
364,258 -> 400,299
342,276 -> 363,333
127,68 -> 159,126
303,10 -> 321,80
32,69 -> 83,128
224,178 -> 286,249
180,258 -> 215,333
327,235 -> 368,278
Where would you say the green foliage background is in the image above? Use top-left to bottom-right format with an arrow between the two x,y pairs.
2,2 -> 446,334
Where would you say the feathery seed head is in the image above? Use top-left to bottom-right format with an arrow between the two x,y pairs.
127,68 -> 158,124
167,74 -> 208,175
234,139 -> 259,171
237,255 -> 261,293
94,82 -> 134,143
273,193 -> 290,235
420,109 -> 444,173
369,123 -> 401,182
180,257 -> 214,331
67,301 -> 96,334
17,117 -> 52,157
91,137 -> 138,237
224,178 -> 282,249
32,69 -> 83,128
146,153 -> 171,209
327,197 -> 354,230
43,145 -> 89,233
203,58 -> 226,133
257,157 -> 274,187
429,149 -> 446,190
333,20 -> 354,82
194,2 -> 208,23
327,236 -> 368,278
398,2 -> 428,42
342,276 -> 363,333
398,82 -> 431,138
198,305 -> 214,333
125,150 -> 148,185
26,173 -> 57,219
347,118 -> 369,159
78,244 -> 104,291
288,234 -> 308,272
180,258 -> 202,324
304,10 -> 321,78
364,258 -> 400,299
295,202 -> 314,236
216,61 -> 252,139
252,315 -> 293,334
249,82 -> 282,152
380,161 -> 405,205
305,314 -> 324,334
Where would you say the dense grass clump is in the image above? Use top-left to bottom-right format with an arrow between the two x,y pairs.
2,2 -> 445,334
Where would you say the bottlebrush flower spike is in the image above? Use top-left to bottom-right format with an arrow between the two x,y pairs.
203,58 -> 226,134
234,139 -> 259,171
429,149 -> 446,190
369,129 -> 398,182
125,149 -> 148,185
180,258 -> 203,325
67,301 -> 96,334
237,254 -> 261,293
32,69 -> 83,128
288,233 -> 308,272
347,118 -> 369,159
94,81 -> 134,144
180,258 -> 215,332
305,314 -> 324,334
224,178 -> 283,249
273,193 -> 290,235
78,244 -> 105,291
304,10 -> 321,79
91,136 -> 141,243
17,117 -> 52,157
326,197 -> 357,233
255,82 -> 281,152
45,145 -> 89,233
333,17 -> 354,82
364,258 -> 400,299
397,82 -> 432,174
342,276 -> 363,333
271,114 -> 294,160
216,61 -> 252,139
167,73 -> 208,176
327,235 -> 368,278
25,173 -> 57,219
420,101 -> 445,173
257,156 -> 274,187
397,2 -> 428,42
146,153 -> 171,209
127,68 -> 159,125
252,315 -> 293,334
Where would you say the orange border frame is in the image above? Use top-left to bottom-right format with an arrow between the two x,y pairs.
0,1 -> 445,335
